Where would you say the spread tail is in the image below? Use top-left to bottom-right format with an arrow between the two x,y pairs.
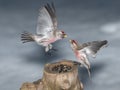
87,68 -> 91,80
21,31 -> 34,43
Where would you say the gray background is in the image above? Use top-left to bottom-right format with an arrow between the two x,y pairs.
0,0 -> 120,90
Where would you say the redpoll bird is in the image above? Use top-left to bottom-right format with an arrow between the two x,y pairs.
69,39 -> 108,78
21,3 -> 67,54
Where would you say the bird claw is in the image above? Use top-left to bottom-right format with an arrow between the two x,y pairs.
45,48 -> 57,56
46,51 -> 53,56
51,48 -> 57,51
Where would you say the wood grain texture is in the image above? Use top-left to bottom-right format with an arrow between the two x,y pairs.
20,60 -> 83,90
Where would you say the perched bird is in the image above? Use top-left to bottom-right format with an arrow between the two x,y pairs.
21,3 -> 67,54
69,39 -> 108,78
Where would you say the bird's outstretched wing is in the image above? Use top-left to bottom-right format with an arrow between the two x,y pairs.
36,3 -> 57,37
45,3 -> 57,29
79,40 -> 108,57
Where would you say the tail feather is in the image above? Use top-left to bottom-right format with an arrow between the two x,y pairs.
21,31 -> 34,43
87,68 -> 91,80
73,61 -> 92,80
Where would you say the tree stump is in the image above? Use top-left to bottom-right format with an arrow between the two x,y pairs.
20,60 -> 83,90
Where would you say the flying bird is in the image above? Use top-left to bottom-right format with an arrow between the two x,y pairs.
69,39 -> 108,78
21,3 -> 67,55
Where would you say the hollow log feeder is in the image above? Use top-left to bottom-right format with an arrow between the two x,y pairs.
20,60 -> 83,90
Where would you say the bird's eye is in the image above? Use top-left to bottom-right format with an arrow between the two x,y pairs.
61,31 -> 64,34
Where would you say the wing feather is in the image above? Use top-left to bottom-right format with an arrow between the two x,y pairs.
44,3 -> 57,29
80,40 -> 108,57
36,6 -> 53,35
36,3 -> 57,36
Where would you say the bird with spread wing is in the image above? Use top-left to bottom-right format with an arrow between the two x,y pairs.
21,3 -> 67,55
69,39 -> 108,78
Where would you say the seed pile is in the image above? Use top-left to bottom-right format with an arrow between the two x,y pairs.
51,64 -> 72,73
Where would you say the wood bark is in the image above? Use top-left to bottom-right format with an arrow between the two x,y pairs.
20,60 -> 83,90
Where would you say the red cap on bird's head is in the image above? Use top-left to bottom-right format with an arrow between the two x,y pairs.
69,39 -> 78,50
69,39 -> 77,45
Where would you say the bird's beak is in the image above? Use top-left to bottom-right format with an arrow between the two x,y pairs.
63,34 -> 67,38
69,40 -> 72,43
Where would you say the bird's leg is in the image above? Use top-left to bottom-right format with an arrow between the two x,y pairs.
45,44 -> 58,56
49,44 -> 57,52
49,44 -> 53,50
45,44 -> 53,56
45,50 -> 52,56
45,45 -> 50,52
46,51 -> 52,56
49,44 -> 57,51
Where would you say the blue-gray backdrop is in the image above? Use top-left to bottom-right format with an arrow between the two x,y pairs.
0,0 -> 120,90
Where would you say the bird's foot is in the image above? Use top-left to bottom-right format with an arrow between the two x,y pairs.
51,48 -> 57,51
45,50 -> 54,56
45,51 -> 52,56
45,48 -> 57,56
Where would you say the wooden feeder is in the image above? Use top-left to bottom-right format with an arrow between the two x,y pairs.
20,60 -> 83,90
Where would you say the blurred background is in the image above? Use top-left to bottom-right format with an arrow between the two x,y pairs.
0,0 -> 120,90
